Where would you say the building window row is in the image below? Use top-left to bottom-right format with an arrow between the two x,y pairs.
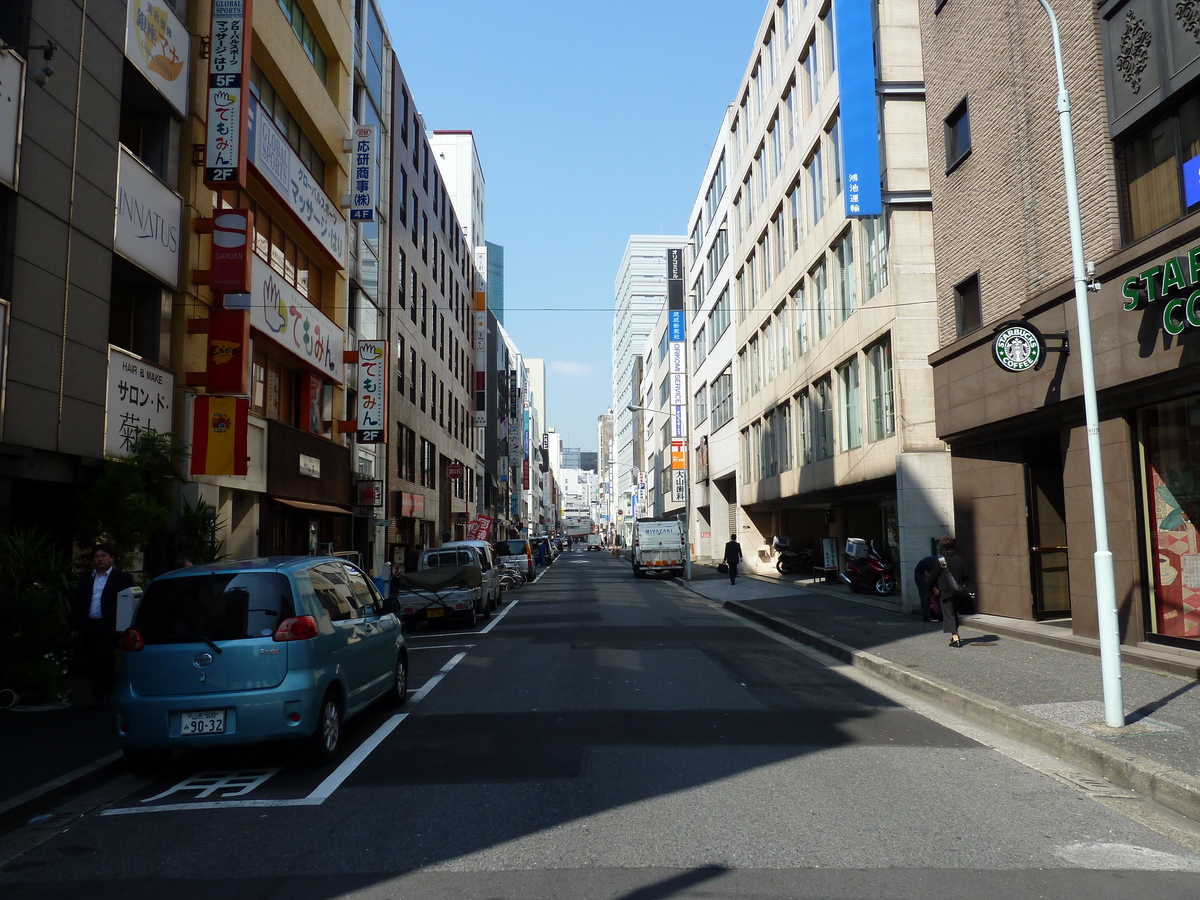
739,336 -> 894,486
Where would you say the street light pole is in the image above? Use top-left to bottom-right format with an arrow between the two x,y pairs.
628,404 -> 691,580
1035,0 -> 1124,728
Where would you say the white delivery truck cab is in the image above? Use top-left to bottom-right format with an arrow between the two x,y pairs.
631,518 -> 685,578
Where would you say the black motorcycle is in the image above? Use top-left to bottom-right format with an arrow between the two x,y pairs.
772,536 -> 813,574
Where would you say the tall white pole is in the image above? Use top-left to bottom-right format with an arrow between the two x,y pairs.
1036,0 -> 1124,727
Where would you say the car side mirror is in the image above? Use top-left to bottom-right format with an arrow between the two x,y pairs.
380,597 -> 400,616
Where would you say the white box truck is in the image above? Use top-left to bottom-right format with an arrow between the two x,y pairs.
631,518 -> 685,578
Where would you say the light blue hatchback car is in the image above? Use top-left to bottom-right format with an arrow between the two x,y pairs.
115,556 -> 407,772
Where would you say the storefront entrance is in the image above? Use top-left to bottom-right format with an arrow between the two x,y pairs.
1026,440 -> 1070,619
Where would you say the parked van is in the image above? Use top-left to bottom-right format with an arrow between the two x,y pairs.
495,538 -> 535,579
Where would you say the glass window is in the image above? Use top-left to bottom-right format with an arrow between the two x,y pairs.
814,375 -> 833,460
793,282 -> 808,358
799,388 -> 813,463
779,401 -> 793,471
868,339 -> 895,442
788,181 -> 803,251
804,41 -> 820,112
862,213 -> 890,298
955,273 -> 982,336
311,564 -> 360,623
1140,394 -> 1200,640
134,572 -> 296,640
945,98 -> 972,170
807,146 -> 825,225
835,229 -> 856,321
709,288 -> 731,348
812,259 -> 829,340
828,116 -> 843,198
838,357 -> 862,450
695,384 -> 709,424
777,302 -> 792,371
713,366 -> 734,428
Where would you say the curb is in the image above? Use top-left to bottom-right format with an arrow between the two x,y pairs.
0,751 -> 125,833
719,598 -> 1200,825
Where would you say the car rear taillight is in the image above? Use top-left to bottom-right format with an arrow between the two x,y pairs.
274,615 -> 318,641
120,628 -> 144,651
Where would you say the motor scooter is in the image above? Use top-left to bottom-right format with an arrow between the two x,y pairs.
772,536 -> 813,574
840,539 -> 895,596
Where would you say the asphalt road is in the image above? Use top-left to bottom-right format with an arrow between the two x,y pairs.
3,551 -> 1200,898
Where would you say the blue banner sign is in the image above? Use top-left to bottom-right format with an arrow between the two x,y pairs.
669,310 -> 686,342
833,0 -> 882,217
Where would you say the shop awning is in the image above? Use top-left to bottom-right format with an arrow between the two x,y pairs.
274,498 -> 353,516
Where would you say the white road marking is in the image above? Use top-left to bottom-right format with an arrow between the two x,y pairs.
409,643 -> 477,650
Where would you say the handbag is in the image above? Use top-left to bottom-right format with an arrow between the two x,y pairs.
938,556 -> 974,610
716,562 -> 729,574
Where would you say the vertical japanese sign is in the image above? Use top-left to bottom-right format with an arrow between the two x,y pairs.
475,248 -> 488,439
833,0 -> 882,217
349,125 -> 376,221
204,0 -> 252,190
357,339 -> 386,442
105,346 -> 175,458
667,248 -> 688,503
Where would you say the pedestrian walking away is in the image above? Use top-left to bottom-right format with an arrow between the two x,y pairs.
932,535 -> 971,648
914,553 -> 941,621
723,534 -> 743,585
69,542 -> 135,707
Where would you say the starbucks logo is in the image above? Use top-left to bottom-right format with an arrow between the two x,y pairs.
992,324 -> 1044,372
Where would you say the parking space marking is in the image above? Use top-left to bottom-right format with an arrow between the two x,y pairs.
141,768 -> 280,803
100,652 -> 470,816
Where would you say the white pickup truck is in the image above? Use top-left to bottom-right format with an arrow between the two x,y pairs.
631,518 -> 685,578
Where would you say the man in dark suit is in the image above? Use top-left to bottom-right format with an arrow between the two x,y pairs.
723,534 -> 743,585
70,543 -> 135,707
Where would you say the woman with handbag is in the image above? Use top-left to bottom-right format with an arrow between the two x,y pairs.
933,535 -> 971,649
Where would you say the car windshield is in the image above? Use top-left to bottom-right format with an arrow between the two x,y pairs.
496,540 -> 527,556
134,573 -> 295,643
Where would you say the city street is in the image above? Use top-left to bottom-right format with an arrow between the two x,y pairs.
3,551 -> 1200,898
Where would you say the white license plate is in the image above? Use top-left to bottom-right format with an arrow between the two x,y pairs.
181,709 -> 227,735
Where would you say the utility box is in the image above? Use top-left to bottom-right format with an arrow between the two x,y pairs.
115,585 -> 143,632
845,538 -> 869,559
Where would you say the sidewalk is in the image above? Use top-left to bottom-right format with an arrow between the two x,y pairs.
680,561 -> 1200,824
0,688 -> 122,829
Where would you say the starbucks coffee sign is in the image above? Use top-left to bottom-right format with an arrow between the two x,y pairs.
1122,244 -> 1200,335
992,322 -> 1045,373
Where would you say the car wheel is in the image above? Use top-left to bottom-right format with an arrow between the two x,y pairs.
466,601 -> 478,628
305,690 -> 342,764
124,748 -> 171,776
386,653 -> 408,707
482,592 -> 492,620
632,565 -> 642,578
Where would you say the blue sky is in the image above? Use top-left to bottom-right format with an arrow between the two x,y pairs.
386,1 -> 766,452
